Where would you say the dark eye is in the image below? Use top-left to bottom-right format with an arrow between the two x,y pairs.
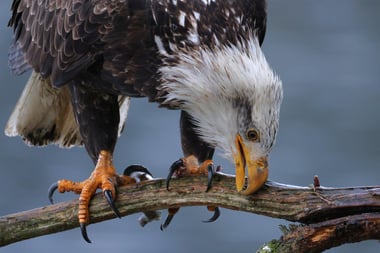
246,128 -> 260,142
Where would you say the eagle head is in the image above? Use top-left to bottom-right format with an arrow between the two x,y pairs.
161,35 -> 283,195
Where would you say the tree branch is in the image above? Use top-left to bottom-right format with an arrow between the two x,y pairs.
1,173 -> 380,251
258,213 -> 380,253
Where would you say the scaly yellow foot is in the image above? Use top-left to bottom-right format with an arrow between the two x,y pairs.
165,155 -> 214,191
48,150 -> 134,243
161,155 -> 220,230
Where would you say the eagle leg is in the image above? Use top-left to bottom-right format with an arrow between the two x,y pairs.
48,150 -> 135,243
165,155 -> 214,191
162,155 -> 220,228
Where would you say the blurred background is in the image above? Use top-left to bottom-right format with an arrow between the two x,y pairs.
1,0 -> 379,252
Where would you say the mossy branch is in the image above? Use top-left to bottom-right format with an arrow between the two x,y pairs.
1,173 -> 380,251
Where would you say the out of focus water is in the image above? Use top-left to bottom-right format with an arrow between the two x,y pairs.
1,0 -> 379,252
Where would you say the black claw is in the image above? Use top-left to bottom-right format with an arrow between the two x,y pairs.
103,190 -> 122,218
123,165 -> 152,177
80,223 -> 92,243
166,159 -> 184,190
48,182 -> 58,204
202,207 -> 221,223
206,163 -> 214,192
160,214 -> 174,231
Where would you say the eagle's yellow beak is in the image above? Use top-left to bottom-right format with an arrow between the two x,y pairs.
234,134 -> 268,195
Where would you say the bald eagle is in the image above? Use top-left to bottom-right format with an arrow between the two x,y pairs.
6,0 -> 282,242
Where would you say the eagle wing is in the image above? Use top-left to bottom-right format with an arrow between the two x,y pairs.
9,0 -> 267,96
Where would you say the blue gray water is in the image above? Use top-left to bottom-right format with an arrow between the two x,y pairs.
1,0 -> 379,252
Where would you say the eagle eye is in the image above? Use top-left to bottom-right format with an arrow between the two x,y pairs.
246,128 -> 260,142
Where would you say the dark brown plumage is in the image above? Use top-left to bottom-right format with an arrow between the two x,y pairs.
9,0 -> 266,100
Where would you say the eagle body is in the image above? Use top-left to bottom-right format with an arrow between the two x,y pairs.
7,0 -> 282,198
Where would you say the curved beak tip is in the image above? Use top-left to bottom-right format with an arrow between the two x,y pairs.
239,165 -> 268,195
234,135 -> 269,195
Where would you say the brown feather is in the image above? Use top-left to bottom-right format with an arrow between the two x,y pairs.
7,0 -> 268,147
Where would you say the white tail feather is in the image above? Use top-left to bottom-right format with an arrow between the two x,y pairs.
5,71 -> 130,148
